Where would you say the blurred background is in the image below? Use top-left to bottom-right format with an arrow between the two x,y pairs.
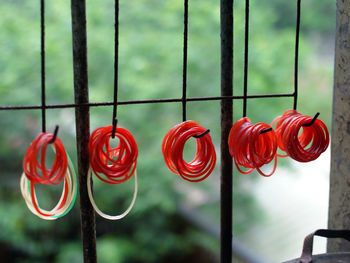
0,0 -> 335,262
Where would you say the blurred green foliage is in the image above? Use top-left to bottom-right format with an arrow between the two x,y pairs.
0,0 -> 334,262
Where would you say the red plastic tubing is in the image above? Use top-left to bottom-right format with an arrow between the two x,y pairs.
228,117 -> 277,177
162,121 -> 216,182
271,110 -> 329,162
23,133 -> 68,185
89,125 -> 138,184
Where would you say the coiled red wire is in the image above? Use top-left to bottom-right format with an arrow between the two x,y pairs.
89,125 -> 138,184
23,133 -> 68,185
22,132 -> 69,217
271,110 -> 329,162
228,117 -> 277,177
162,120 -> 216,182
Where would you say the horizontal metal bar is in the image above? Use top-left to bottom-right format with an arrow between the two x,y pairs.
0,93 -> 294,111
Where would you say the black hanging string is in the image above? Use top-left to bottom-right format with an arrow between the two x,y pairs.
242,0 -> 270,135
182,0 -> 189,122
181,0 -> 210,138
41,0 -> 46,133
111,0 -> 119,138
293,0 -> 301,110
242,0 -> 249,117
292,1 -> 318,127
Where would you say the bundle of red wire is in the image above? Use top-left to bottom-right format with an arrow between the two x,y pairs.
23,133 -> 68,185
162,120 -> 216,182
21,132 -> 77,219
88,125 -> 139,220
89,125 -> 138,184
228,117 -> 277,177
271,110 -> 329,162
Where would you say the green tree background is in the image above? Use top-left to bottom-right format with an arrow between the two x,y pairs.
0,0 -> 335,262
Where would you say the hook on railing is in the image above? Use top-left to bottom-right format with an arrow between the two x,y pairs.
260,127 -> 272,135
193,129 -> 210,139
48,125 -> 59,144
111,118 -> 118,139
303,112 -> 320,127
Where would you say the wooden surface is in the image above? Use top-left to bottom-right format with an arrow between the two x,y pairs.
328,0 -> 350,253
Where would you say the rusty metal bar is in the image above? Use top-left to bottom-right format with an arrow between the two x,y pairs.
71,0 -> 97,262
220,0 -> 233,262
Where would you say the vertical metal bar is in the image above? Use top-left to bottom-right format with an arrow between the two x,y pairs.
111,0 -> 119,139
327,0 -> 350,253
40,0 -> 46,133
242,0 -> 249,117
220,0 -> 233,262
71,0 -> 97,262
182,0 -> 189,122
293,0 -> 301,110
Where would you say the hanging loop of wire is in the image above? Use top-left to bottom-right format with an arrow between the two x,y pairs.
23,132 -> 67,185
21,152 -> 77,220
162,121 -> 216,182
21,133 -> 77,219
89,126 -> 138,184
271,110 -> 329,162
228,117 -> 277,177
87,167 -> 138,220
88,125 -> 138,220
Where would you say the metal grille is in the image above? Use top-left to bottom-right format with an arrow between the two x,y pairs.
0,0 -> 303,262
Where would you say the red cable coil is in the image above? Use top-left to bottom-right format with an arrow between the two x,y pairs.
23,133 -> 68,185
89,125 -> 138,184
162,120 -> 216,182
228,117 -> 277,177
271,110 -> 329,162
23,132 -> 69,216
